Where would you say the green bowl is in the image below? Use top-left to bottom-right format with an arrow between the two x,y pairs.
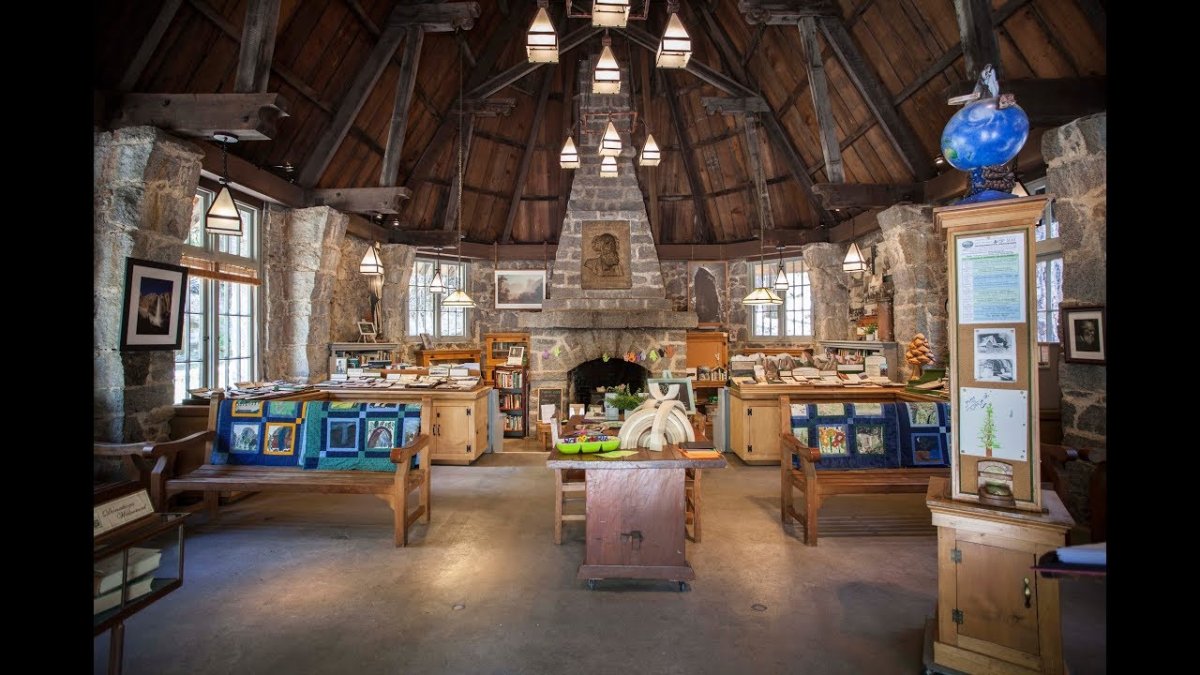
600,439 -> 621,451
580,441 -> 603,453
556,442 -> 582,454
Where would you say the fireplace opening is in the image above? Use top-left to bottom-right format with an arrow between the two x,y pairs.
568,358 -> 649,406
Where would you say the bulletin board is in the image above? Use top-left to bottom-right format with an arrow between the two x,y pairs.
935,196 -> 1049,512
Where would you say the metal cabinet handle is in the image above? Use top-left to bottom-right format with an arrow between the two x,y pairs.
1023,577 -> 1032,608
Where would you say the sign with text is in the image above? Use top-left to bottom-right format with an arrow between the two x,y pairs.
94,490 -> 155,537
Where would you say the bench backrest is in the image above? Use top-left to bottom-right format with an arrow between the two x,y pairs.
788,401 -> 950,469
210,398 -> 424,471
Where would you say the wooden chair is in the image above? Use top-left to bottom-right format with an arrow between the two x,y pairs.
1040,443 -> 1107,542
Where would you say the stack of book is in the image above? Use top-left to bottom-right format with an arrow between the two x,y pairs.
94,547 -> 161,615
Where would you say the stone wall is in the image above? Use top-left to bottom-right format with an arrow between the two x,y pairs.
262,206 -> 348,382
94,127 -> 203,441
1045,113 -> 1106,451
876,204 -> 949,378
331,236 -> 375,343
804,243 -> 853,342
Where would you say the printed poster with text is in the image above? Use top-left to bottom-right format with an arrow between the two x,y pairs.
956,232 -> 1026,324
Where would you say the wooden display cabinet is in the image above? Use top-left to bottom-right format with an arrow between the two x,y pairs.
430,392 -> 489,465
417,347 -> 482,369
926,477 -> 1074,674
685,331 -> 728,371
483,332 -> 529,384
728,394 -> 781,465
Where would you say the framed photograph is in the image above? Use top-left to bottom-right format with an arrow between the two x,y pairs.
120,257 -> 188,351
581,220 -> 632,289
687,261 -> 727,326
1061,306 -> 1105,365
357,321 -> 377,343
646,377 -> 696,414
495,270 -> 546,309
506,345 -> 526,366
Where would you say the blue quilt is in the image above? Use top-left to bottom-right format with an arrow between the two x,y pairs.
301,402 -> 423,471
789,401 -> 950,470
212,399 -> 308,467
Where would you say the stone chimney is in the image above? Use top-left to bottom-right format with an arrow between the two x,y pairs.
520,55 -> 696,331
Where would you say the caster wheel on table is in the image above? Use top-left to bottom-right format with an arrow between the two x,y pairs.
677,581 -> 690,592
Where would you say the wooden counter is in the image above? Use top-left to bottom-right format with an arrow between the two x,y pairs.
728,383 -> 947,465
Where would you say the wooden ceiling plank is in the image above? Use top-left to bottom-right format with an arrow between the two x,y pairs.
664,73 -> 715,245
235,0 -> 282,93
118,0 -> 184,92
798,17 -> 845,183
501,68 -> 554,243
380,27 -> 426,186
1073,0 -> 1106,49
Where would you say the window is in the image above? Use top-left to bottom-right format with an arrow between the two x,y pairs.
407,258 -> 470,340
1027,178 -> 1062,343
175,183 -> 262,402
749,257 -> 812,339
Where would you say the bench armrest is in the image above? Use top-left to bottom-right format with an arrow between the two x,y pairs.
390,434 -> 431,465
780,433 -> 821,464
94,430 -> 216,460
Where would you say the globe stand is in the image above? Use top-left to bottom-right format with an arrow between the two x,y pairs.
958,166 -> 1019,204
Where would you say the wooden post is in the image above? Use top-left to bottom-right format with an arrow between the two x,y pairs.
380,27 -> 426,187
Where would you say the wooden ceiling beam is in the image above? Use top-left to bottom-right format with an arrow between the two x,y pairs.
762,228 -> 830,246
1075,0 -> 1106,48
198,141 -> 304,207
663,72 -> 715,245
738,0 -> 840,24
743,114 -> 775,239
953,0 -> 1002,81
818,17 -> 932,179
389,229 -> 462,247
827,208 -> 883,243
118,0 -> 183,92
379,27 -> 426,187
110,93 -> 288,141
468,25 -> 602,100
799,17 -> 844,184
297,7 -> 409,187
501,68 -> 555,243
942,77 -> 1107,127
234,0 -> 281,94
812,182 -> 924,209
448,241 -> 825,262
386,2 -> 481,32
700,97 -> 769,115
308,187 -> 413,214
345,213 -> 395,243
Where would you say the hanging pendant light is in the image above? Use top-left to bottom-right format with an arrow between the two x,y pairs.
656,3 -> 692,69
599,120 -> 622,156
639,133 -> 661,166
429,246 -> 446,295
560,135 -> 580,168
593,35 -> 621,94
600,155 -> 618,177
743,183 -> 783,306
773,245 -> 790,292
443,32 -> 475,310
843,241 -> 869,273
206,132 -> 243,236
592,0 -> 631,28
526,3 -> 558,63
359,241 -> 384,275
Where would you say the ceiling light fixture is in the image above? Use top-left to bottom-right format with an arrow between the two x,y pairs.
429,246 -> 446,295
656,2 -> 692,69
206,132 -> 243,236
359,241 -> 384,276
742,201 -> 783,306
559,135 -> 580,168
593,34 -> 621,94
600,155 -> 618,177
526,2 -> 558,63
639,133 -> 660,166
773,245 -> 790,292
443,30 -> 475,309
591,0 -> 631,27
599,119 -> 622,156
842,241 -> 873,274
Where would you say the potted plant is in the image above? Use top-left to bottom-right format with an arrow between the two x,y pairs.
864,323 -> 879,341
608,384 -> 645,419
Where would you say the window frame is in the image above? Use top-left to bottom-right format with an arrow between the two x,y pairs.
747,256 -> 813,341
1026,177 -> 1063,344
407,257 -> 472,342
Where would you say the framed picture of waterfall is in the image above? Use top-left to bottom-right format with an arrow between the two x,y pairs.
120,257 -> 189,350
688,261 -> 727,327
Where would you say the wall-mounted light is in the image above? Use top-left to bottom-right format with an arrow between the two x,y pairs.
560,135 -> 580,168
842,242 -> 874,274
206,132 -> 243,236
639,133 -> 660,166
526,2 -> 557,63
599,120 -> 622,156
359,241 -> 384,276
593,36 -> 621,94
592,0 -> 631,27
600,155 -> 618,177
656,3 -> 692,69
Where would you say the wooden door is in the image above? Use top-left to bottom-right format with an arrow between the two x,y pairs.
745,404 -> 781,462
433,404 -> 475,458
729,396 -> 747,457
955,540 -> 1040,656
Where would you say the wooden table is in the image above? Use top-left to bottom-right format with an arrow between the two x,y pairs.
546,446 -> 727,590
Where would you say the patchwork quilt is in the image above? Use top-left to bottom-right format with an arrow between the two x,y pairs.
789,401 -> 950,470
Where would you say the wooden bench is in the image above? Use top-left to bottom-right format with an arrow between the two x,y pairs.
777,395 -> 950,545
95,394 -> 433,547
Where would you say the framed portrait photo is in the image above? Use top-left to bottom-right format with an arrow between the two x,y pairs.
358,321 -> 377,343
120,257 -> 188,351
495,270 -> 546,309
1061,306 -> 1105,365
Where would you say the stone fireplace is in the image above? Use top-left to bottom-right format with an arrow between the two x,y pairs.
569,358 -> 649,407
518,55 -> 696,404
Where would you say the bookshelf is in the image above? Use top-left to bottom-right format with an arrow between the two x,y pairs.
329,342 -> 401,374
494,364 -> 528,438
484,332 -> 530,385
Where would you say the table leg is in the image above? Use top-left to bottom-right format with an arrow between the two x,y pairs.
108,621 -> 125,675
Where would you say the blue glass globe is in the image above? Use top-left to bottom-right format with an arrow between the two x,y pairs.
940,97 -> 1030,170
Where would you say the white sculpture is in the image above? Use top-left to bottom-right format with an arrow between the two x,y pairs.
617,385 -> 695,451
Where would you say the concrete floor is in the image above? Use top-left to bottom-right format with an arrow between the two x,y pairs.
95,453 -> 1105,674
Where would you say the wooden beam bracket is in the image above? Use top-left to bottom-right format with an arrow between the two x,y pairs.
387,2 -> 481,32
737,0 -> 839,24
110,93 -> 289,141
700,97 -> 769,115
307,187 -> 413,215
812,183 -> 925,209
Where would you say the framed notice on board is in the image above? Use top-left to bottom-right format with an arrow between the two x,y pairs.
955,232 -> 1026,324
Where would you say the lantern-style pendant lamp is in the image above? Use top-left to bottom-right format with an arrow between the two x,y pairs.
843,242 -> 870,273
592,0 -> 631,27
639,134 -> 661,166
206,132 -> 243,236
600,156 -> 618,177
593,38 -> 621,94
526,4 -> 557,63
599,121 -> 622,157
359,242 -> 384,276
656,8 -> 692,69
560,135 -> 581,168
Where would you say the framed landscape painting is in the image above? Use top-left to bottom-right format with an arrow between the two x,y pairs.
120,257 -> 188,350
495,270 -> 546,309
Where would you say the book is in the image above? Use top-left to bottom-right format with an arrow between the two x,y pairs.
679,449 -> 721,460
1055,542 -> 1106,566
681,440 -> 714,450
94,547 -> 162,595
94,574 -> 156,615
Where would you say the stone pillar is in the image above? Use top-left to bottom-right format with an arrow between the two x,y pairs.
1044,113 -> 1106,450
877,204 -> 948,378
802,242 -> 851,341
378,243 -> 416,344
94,127 -> 203,441
263,206 -> 348,381
332,236 -> 375,343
